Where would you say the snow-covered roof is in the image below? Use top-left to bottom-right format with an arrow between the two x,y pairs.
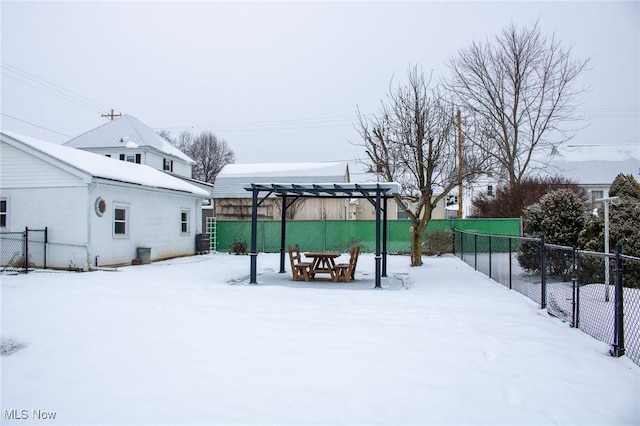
546,158 -> 639,186
214,162 -> 350,198
63,114 -> 195,164
218,162 -> 349,178
1,131 -> 209,197
545,145 -> 640,186
553,144 -> 639,162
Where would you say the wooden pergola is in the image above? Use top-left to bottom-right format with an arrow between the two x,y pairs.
244,182 -> 399,288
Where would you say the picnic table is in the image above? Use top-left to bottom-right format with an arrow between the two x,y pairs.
304,252 -> 341,281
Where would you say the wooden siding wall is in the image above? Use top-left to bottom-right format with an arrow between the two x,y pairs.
214,197 -> 347,221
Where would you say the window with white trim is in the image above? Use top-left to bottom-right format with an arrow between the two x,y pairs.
397,201 -> 410,220
181,209 -> 190,234
0,198 -> 7,228
113,205 -> 129,237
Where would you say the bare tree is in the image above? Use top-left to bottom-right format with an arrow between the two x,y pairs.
447,21 -> 589,188
160,130 -> 235,183
357,66 -> 485,266
272,198 -> 307,220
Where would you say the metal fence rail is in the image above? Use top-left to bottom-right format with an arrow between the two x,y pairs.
453,229 -> 640,366
0,227 -> 47,273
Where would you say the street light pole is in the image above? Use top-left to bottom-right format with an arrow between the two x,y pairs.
595,196 -> 619,302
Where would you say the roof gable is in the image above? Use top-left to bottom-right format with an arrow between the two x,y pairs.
63,114 -> 194,164
1,131 -> 209,197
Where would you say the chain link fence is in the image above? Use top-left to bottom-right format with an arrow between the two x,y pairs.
454,229 -> 640,366
0,227 -> 47,273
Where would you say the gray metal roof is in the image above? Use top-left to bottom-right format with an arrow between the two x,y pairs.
64,114 -> 194,164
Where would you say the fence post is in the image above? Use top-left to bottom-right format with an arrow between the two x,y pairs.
611,241 -> 625,357
488,236 -> 492,279
44,227 -> 48,269
474,234 -> 478,270
24,227 -> 29,274
571,246 -> 578,328
540,234 -> 546,309
508,237 -> 513,290
452,229 -> 457,257
574,252 -> 581,329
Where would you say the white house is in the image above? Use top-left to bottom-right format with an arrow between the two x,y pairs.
0,131 -> 209,270
63,114 -> 195,178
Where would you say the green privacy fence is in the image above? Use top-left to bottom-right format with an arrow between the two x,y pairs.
215,218 -> 521,253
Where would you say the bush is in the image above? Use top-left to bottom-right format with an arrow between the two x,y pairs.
517,189 -> 586,279
424,229 -> 453,255
230,241 -> 247,255
578,174 -> 640,288
333,237 -> 362,253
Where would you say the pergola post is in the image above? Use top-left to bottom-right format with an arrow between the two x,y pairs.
374,187 -> 382,288
279,194 -> 287,273
249,188 -> 259,284
382,195 -> 388,277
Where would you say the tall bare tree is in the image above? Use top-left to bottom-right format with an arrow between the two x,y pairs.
357,66 -> 485,266
159,130 -> 235,183
447,21 -> 589,188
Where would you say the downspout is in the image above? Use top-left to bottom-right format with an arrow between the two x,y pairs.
86,181 -> 96,270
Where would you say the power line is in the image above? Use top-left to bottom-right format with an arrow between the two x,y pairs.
0,113 -> 73,138
1,73 -> 104,114
153,115 -> 358,133
1,62 -> 113,114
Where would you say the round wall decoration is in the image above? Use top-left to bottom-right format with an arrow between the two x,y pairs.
94,197 -> 107,217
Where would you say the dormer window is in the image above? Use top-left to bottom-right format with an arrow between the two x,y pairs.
163,158 -> 174,172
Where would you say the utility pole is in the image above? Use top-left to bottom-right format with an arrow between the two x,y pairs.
596,196 -> 619,302
457,109 -> 463,219
101,109 -> 122,120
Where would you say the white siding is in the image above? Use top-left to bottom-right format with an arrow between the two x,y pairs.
0,186 -> 90,269
1,138 -> 203,270
88,182 -> 202,266
145,151 -> 192,178
1,142 -> 85,188
73,147 -> 193,178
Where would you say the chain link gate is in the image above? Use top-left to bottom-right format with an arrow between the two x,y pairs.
0,227 -> 47,273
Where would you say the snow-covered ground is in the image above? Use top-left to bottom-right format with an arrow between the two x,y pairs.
1,253 -> 638,425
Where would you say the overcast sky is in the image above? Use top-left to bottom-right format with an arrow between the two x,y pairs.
1,1 -> 638,166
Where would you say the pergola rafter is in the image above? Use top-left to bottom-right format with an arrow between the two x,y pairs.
244,182 -> 400,288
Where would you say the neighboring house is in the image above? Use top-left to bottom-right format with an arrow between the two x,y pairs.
212,162 -> 350,220
64,114 -> 195,178
546,145 -> 639,210
1,131 -> 209,270
450,172 -> 500,219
